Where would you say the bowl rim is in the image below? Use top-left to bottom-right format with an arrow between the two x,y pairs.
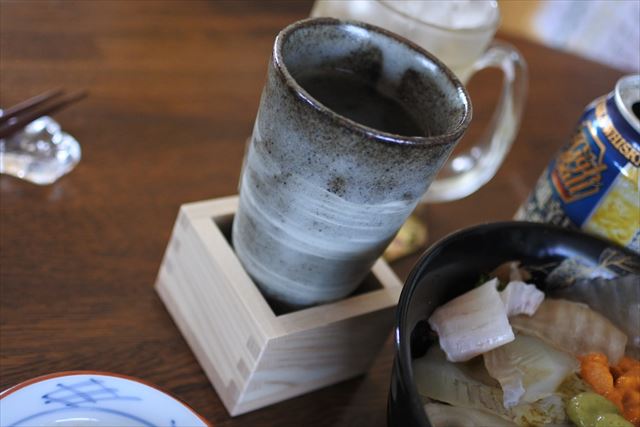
392,221 -> 639,426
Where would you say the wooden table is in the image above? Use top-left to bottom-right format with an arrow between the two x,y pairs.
0,1 -> 626,425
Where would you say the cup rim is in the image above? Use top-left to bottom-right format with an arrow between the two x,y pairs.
273,17 -> 472,147
377,0 -> 501,34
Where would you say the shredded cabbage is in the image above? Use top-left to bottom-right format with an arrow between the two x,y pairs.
413,346 -> 570,426
510,299 -> 628,364
484,334 -> 579,408
549,275 -> 640,358
424,403 -> 517,426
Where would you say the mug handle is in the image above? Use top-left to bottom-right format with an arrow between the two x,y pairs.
422,41 -> 528,203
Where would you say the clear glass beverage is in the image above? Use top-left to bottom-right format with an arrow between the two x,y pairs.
311,0 -> 528,202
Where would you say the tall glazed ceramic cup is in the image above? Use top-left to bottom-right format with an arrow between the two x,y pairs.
232,18 -> 471,308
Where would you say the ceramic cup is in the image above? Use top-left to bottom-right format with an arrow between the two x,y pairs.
232,18 -> 471,308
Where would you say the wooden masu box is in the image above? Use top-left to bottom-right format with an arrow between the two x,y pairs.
155,195 -> 403,416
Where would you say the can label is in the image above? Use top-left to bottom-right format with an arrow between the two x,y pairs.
517,93 -> 640,252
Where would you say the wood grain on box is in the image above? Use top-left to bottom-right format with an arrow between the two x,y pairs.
155,195 -> 402,416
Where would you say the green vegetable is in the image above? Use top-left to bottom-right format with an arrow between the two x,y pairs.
474,273 -> 491,287
593,414 -> 633,427
474,273 -> 507,290
593,413 -> 633,427
567,392 -> 626,427
556,374 -> 592,404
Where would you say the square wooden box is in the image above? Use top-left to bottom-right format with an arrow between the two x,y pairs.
155,195 -> 403,416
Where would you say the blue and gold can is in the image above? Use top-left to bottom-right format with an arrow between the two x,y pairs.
516,74 -> 640,253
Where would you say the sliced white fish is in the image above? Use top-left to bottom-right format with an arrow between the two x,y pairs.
428,278 -> 514,362
500,281 -> 545,317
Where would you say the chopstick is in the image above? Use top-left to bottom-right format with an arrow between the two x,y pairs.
0,88 -> 64,125
0,90 -> 87,140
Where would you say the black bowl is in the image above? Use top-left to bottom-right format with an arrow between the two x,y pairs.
387,221 -> 640,427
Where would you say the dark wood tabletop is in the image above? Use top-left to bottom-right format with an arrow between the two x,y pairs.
0,1 -> 627,426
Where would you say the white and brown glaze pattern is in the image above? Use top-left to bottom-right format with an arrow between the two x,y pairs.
233,18 -> 471,308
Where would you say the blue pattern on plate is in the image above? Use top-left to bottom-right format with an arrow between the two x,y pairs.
9,407 -> 156,427
42,378 -> 141,406
6,377 -> 180,427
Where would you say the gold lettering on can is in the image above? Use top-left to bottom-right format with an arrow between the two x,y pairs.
551,124 -> 608,203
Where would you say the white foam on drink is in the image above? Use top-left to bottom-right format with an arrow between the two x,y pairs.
382,0 -> 498,30
312,0 -> 499,82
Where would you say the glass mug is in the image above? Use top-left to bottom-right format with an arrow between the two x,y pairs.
311,0 -> 528,202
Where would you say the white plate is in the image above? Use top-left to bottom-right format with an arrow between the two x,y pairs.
0,372 -> 211,427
